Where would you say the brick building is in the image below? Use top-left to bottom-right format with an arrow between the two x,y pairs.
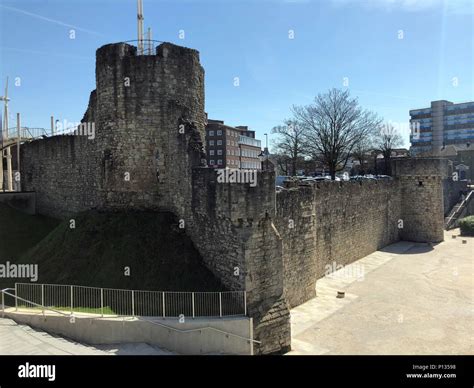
205,119 -> 262,169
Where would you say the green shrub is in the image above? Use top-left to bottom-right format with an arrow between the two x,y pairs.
459,215 -> 474,236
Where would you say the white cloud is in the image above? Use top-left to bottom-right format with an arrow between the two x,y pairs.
331,0 -> 473,14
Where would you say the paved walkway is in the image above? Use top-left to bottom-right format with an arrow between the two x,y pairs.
0,318 -> 172,355
0,317 -> 108,355
289,230 -> 474,355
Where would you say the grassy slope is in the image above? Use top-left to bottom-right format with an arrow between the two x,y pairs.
0,203 -> 60,260
0,206 -> 224,292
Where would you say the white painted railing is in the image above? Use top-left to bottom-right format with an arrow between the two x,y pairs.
445,190 -> 473,230
13,283 -> 246,318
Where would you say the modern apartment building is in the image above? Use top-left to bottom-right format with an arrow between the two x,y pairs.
205,119 -> 262,169
409,100 -> 474,156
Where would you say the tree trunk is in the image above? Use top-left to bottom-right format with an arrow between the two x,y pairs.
385,156 -> 392,176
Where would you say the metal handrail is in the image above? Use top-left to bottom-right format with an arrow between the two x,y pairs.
0,288 -> 260,348
32,283 -> 241,294
446,190 -> 473,229
135,316 -> 260,345
1,288 -> 70,317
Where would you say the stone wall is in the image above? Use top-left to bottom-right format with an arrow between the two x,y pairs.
393,158 -> 447,243
21,42 -> 206,219
93,43 -> 206,216
20,135 -> 99,219
187,168 -> 290,354
443,178 -> 468,215
276,180 -> 401,308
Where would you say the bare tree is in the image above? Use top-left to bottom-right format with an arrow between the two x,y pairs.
272,153 -> 290,175
351,136 -> 375,175
292,88 -> 381,180
271,119 -> 307,176
375,123 -> 403,175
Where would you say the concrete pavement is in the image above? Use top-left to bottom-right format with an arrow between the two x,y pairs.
0,318 -> 173,355
289,230 -> 474,355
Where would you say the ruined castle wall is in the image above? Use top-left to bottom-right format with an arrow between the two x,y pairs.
276,180 -> 402,308
188,168 -> 290,354
20,135 -> 99,219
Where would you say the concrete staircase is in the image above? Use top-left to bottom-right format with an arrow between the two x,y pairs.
445,190 -> 473,230
0,317 -> 108,355
0,317 -> 173,355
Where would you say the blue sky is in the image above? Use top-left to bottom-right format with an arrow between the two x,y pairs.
0,0 -> 473,148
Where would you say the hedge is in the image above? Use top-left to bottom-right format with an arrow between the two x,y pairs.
459,215 -> 474,236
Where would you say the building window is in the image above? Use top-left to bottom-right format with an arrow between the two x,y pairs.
209,150 -> 215,156
217,159 -> 223,165
217,130 -> 222,136
217,140 -> 222,145
210,160 -> 215,165
209,140 -> 214,146
217,150 -> 222,155
209,131 -> 214,136
227,140 -> 230,145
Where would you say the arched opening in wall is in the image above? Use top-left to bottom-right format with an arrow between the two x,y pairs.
418,181 -> 424,187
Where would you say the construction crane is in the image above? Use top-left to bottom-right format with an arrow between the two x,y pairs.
137,0 -> 144,55
137,0 -> 153,55
0,77 -> 13,192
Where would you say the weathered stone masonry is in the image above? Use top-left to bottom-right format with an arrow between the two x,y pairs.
20,42 -> 447,354
277,159 -> 447,309
276,180 -> 401,308
21,42 -> 290,354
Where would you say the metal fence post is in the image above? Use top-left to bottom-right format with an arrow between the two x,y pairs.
192,292 -> 195,319
15,283 -> 17,311
162,292 -> 166,318
219,292 -> 222,318
131,290 -> 135,317
244,291 -> 247,316
41,284 -> 44,316
2,292 -> 4,317
101,288 -> 104,318
70,285 -> 73,315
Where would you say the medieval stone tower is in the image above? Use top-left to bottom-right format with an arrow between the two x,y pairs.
91,42 -> 206,217
392,158 -> 447,243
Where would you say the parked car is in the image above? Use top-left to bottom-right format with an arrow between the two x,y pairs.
375,175 -> 393,180
276,185 -> 286,192
350,175 -> 376,181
